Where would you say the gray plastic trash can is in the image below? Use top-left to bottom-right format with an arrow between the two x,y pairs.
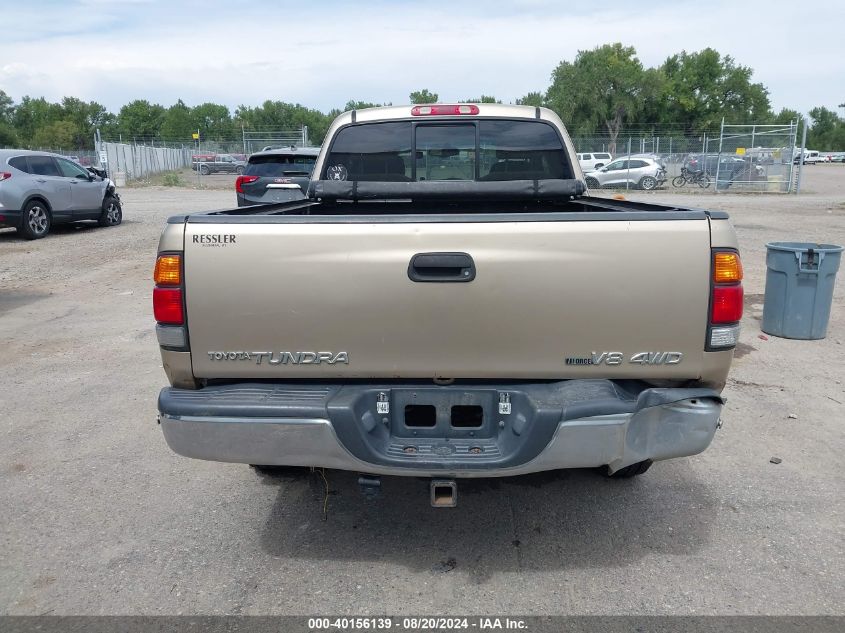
762,242 -> 843,339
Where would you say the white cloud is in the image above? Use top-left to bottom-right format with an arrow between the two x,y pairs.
0,0 -> 842,116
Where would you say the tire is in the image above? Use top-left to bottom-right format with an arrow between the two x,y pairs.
696,174 -> 711,188
585,176 -> 600,189
199,164 -> 209,175
17,200 -> 51,240
98,195 -> 122,227
607,459 -> 652,478
672,175 -> 687,188
639,176 -> 657,190
235,166 -> 244,175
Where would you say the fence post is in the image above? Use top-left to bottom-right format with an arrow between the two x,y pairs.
625,137 -> 632,191
714,118 -> 724,192
795,118 -> 808,194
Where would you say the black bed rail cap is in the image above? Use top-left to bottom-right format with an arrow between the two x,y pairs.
309,178 -> 586,201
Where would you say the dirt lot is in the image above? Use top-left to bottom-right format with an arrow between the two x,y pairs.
1,165 -> 843,615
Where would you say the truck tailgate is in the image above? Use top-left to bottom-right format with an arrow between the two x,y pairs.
183,216 -> 712,380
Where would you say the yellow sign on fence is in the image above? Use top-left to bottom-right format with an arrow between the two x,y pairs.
735,147 -> 746,156
192,132 -> 199,140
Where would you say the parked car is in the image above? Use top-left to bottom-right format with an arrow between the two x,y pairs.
0,149 -> 122,240
576,152 -> 612,171
235,147 -> 320,206
793,150 -> 820,165
830,153 -> 845,163
192,153 -> 246,175
583,157 -> 666,190
683,154 -> 746,176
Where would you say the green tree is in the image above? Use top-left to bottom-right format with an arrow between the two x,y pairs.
235,101 -> 333,145
547,43 -> 648,154
32,120 -> 76,149
0,90 -> 17,146
409,89 -> 438,104
118,99 -> 165,140
191,102 -> 233,141
460,95 -> 500,103
660,48 -> 771,132
515,92 -> 545,107
0,90 -> 14,122
772,107 -> 801,125
160,99 -> 193,140
12,96 -> 63,143
344,100 -> 388,111
807,106 -> 845,150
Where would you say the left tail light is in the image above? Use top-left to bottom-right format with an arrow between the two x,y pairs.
0,172 -> 11,182
153,253 -> 187,348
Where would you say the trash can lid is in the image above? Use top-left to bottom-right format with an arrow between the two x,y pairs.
766,241 -> 843,253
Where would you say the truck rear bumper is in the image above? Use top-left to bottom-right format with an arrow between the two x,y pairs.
158,381 -> 723,477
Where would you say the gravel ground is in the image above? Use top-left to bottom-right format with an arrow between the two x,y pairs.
1,165 -> 843,615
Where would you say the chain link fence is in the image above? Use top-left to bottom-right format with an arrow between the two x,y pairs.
573,121 -> 800,193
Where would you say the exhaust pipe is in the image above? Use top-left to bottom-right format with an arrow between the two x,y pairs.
430,480 -> 457,508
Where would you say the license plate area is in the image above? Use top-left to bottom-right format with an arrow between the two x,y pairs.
391,389 -> 496,439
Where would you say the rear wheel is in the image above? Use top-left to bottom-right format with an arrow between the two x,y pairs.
607,460 -> 652,478
585,176 -> 600,189
639,176 -> 657,190
199,164 -> 209,175
697,174 -> 711,188
98,195 -> 122,227
17,200 -> 51,240
235,166 -> 244,175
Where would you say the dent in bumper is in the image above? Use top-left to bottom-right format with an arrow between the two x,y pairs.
160,397 -> 721,477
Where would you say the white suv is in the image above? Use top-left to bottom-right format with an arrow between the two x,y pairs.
577,152 -> 612,171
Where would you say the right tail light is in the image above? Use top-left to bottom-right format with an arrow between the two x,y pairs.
708,250 -> 743,349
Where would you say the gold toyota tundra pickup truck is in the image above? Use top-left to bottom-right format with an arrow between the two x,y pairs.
154,104 -> 742,505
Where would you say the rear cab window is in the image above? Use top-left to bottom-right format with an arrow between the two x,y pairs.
245,154 -> 318,177
323,119 -> 570,182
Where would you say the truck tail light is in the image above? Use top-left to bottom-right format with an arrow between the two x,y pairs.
713,251 -> 743,283
153,287 -> 184,324
235,175 -> 259,193
411,104 -> 480,116
154,253 -> 187,346
708,249 -> 743,349
154,254 -> 181,285
711,285 -> 744,323
0,172 -> 11,182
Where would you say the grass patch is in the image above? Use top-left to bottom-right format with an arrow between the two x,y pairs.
160,172 -> 184,187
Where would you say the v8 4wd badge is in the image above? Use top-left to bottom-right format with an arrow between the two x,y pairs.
565,351 -> 683,366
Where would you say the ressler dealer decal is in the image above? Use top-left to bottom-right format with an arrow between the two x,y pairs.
193,234 -> 236,247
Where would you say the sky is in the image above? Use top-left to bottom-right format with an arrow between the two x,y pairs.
1,0 -> 843,117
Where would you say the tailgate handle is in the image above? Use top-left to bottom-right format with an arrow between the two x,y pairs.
408,252 -> 476,283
